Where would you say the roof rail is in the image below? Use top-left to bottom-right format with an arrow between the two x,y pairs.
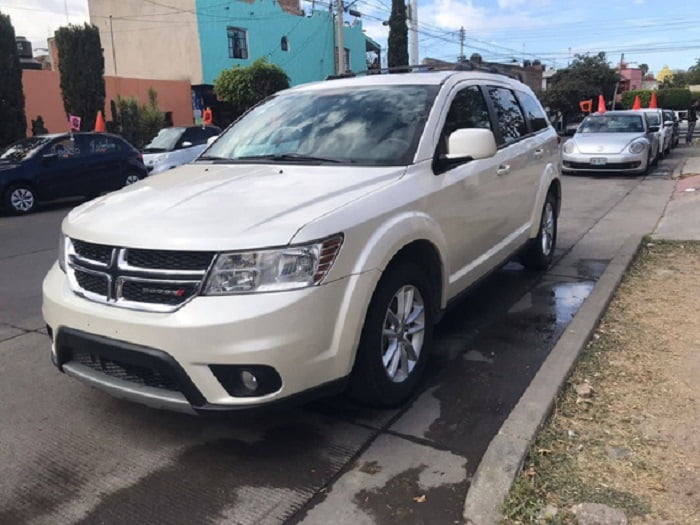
324,63 -> 524,82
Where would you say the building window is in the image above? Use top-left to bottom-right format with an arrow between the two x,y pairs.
227,27 -> 248,59
281,36 -> 289,52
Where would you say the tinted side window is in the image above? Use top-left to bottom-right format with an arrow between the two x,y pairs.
49,138 -> 82,159
518,92 -> 549,133
438,86 -> 492,155
487,87 -> 527,145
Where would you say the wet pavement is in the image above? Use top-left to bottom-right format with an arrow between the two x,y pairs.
0,156 -> 681,525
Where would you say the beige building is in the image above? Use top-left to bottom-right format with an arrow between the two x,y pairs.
88,0 -> 203,83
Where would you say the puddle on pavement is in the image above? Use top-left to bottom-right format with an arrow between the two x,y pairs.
394,275 -> 595,460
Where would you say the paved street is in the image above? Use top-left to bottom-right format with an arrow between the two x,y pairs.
0,153 -> 682,525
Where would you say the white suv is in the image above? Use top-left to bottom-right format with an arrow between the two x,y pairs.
42,70 -> 561,414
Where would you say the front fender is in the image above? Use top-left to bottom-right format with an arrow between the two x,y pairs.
528,162 -> 561,239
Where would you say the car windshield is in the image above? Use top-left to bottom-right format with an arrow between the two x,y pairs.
0,136 -> 53,162
578,115 -> 645,134
143,127 -> 186,152
201,85 -> 440,166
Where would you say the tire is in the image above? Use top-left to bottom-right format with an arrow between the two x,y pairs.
4,184 -> 37,215
347,262 -> 435,407
124,172 -> 142,186
521,190 -> 558,271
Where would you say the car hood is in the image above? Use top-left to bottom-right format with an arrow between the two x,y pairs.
0,162 -> 19,173
572,133 -> 645,154
64,162 -> 405,250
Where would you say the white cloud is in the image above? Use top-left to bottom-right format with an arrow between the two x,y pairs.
1,0 -> 89,48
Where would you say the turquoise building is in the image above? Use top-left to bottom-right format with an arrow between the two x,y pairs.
195,0 -> 380,86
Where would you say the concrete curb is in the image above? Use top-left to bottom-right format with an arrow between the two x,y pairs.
462,236 -> 643,525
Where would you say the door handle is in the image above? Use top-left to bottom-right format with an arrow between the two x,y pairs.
534,148 -> 544,158
496,164 -> 511,176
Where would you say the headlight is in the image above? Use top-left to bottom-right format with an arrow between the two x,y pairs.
628,141 -> 646,154
563,141 -> 577,154
58,233 -> 67,272
203,235 -> 343,295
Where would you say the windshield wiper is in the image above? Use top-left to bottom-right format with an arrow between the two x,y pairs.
235,153 -> 344,163
143,147 -> 167,153
197,155 -> 233,162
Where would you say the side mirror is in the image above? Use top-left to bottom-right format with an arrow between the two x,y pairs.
663,121 -> 674,127
648,125 -> 660,133
206,135 -> 218,146
181,141 -> 193,148
446,128 -> 497,160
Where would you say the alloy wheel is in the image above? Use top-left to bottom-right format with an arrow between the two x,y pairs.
381,285 -> 425,383
10,188 -> 35,212
125,174 -> 140,185
541,201 -> 555,256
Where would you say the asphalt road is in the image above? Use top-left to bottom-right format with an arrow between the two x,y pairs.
0,154 -> 681,525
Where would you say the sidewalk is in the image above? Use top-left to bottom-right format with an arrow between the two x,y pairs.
464,145 -> 700,524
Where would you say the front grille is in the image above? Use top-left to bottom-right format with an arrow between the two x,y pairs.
67,238 -> 213,311
74,270 -> 109,296
71,349 -> 178,391
564,161 -> 641,170
125,249 -> 214,271
72,240 -> 112,264
121,280 -> 199,305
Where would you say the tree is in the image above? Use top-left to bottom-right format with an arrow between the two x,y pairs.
0,11 -> 26,147
31,116 -> 48,136
639,63 -> 649,76
54,24 -> 105,131
109,88 -> 165,148
214,58 -> 290,114
387,0 -> 408,69
687,58 -> 700,85
542,52 -> 618,124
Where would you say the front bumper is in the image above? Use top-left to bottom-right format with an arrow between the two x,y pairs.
561,150 -> 648,173
42,263 -> 379,413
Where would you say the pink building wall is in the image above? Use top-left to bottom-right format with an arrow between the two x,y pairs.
620,68 -> 643,91
22,70 -> 193,136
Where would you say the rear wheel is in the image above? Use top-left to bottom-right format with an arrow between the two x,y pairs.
521,190 -> 557,271
124,172 -> 141,186
347,262 -> 434,407
5,184 -> 37,215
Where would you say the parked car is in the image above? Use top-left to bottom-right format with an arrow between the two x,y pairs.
561,111 -> 660,175
43,70 -> 561,414
0,133 -> 147,214
143,125 -> 221,175
638,108 -> 673,156
663,109 -> 680,149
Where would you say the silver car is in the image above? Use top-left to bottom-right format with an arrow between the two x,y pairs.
561,111 -> 660,175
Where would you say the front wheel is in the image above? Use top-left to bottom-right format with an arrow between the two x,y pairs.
347,262 -> 435,407
521,191 -> 558,271
5,184 -> 37,215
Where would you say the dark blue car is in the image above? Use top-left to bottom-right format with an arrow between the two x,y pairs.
0,133 -> 147,214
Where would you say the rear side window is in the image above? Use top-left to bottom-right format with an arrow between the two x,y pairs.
85,136 -> 121,155
518,92 -> 549,133
437,85 -> 492,156
487,86 -> 527,145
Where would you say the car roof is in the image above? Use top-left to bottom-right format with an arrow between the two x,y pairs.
287,70 -> 526,93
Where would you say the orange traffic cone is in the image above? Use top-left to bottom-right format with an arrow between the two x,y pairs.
94,110 -> 106,132
597,95 -> 606,114
632,95 -> 642,110
649,91 -> 658,109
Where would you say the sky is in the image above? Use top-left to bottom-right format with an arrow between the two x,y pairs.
2,0 -> 699,77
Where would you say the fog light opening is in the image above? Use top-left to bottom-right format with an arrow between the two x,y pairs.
241,370 -> 258,392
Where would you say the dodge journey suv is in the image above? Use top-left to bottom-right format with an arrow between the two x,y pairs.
42,69 -> 561,414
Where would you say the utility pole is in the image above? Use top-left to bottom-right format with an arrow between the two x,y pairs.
336,0 -> 345,74
109,15 -> 118,75
408,0 -> 418,65
457,26 -> 466,62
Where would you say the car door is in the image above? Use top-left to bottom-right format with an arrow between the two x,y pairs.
34,137 -> 87,200
428,83 -> 507,295
484,85 -> 532,240
80,135 -> 126,193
